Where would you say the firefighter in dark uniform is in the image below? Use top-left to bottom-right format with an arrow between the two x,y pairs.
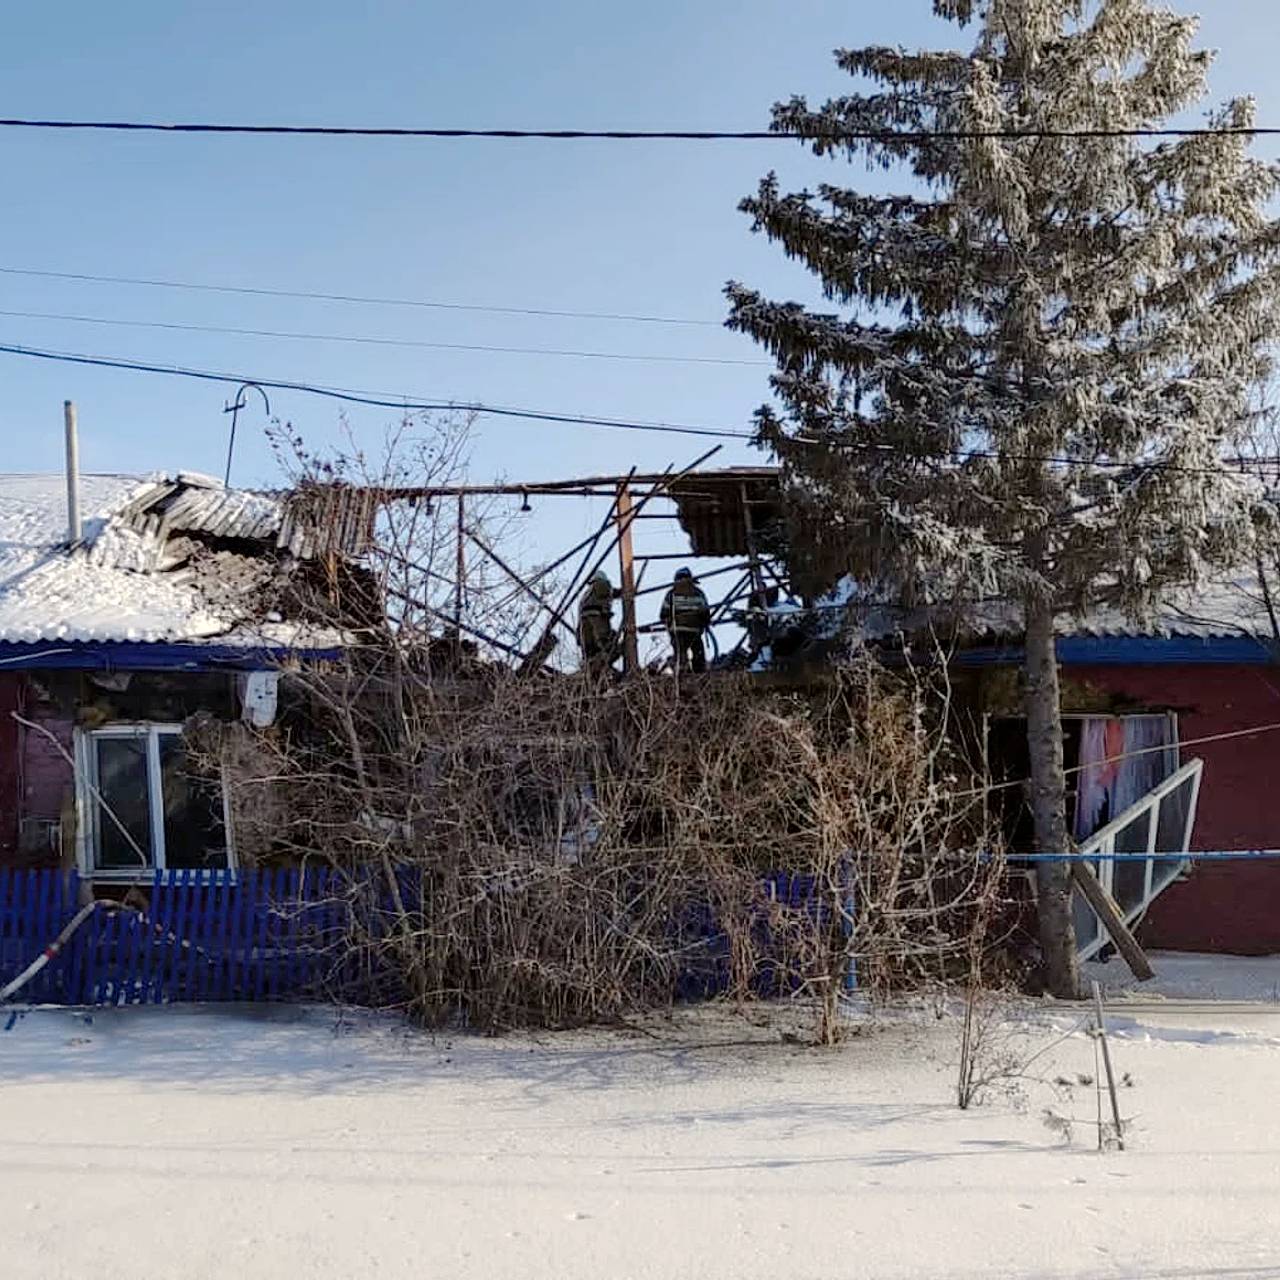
577,570 -> 619,673
659,567 -> 711,674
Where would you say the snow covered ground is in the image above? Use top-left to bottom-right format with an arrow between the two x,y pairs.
1087,949 -> 1280,1003
1,972 -> 1279,1280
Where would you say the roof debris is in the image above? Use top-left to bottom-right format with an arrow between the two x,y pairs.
0,472 -> 333,646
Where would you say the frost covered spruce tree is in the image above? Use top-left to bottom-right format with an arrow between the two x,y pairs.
728,0 -> 1280,997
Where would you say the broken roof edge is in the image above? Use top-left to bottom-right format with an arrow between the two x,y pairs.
366,464 -> 783,500
0,472 -> 369,648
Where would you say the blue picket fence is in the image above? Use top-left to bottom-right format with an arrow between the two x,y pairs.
673,872 -> 853,1000
0,867 -> 851,1008
0,869 -> 348,1006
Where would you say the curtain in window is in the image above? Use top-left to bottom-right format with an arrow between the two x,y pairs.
1073,715 -> 1173,841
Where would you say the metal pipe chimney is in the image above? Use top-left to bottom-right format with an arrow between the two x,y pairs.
64,400 -> 82,545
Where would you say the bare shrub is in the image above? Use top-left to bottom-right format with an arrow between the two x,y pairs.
218,421 -> 1006,1039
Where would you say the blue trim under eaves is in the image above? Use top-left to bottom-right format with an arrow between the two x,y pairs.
953,634 -> 1277,667
0,640 -> 342,673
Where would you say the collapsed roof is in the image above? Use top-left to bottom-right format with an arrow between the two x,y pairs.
666,467 -> 783,559
0,471 -> 350,647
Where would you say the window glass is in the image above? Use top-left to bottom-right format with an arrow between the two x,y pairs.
1071,862 -> 1101,953
158,733 -> 229,870
1113,810 -> 1154,915
93,734 -> 153,869
1151,774 -> 1196,894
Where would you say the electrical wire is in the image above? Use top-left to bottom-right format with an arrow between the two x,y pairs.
964,718 -> 1280,800
1009,850 -> 1280,861
0,307 -> 765,367
2,338 -> 1279,472
0,119 -> 1277,142
0,341 -> 754,440
0,265 -> 720,328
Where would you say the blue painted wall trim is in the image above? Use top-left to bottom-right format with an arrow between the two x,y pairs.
953,635 -> 1276,668
0,640 -> 341,673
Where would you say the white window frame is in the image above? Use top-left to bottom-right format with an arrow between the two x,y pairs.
74,722 -> 235,882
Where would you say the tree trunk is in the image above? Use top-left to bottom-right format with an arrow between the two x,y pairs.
1023,587 -> 1081,999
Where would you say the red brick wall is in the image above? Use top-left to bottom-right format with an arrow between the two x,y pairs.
1068,663 -> 1280,954
0,675 -> 74,870
0,674 -> 19,860
16,697 -> 74,869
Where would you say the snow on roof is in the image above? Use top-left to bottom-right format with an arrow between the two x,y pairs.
0,473 -> 297,645
847,576 -> 1277,645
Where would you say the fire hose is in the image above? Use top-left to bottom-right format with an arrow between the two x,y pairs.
637,622 -> 720,663
0,898 -> 101,1003
0,896 -> 260,1005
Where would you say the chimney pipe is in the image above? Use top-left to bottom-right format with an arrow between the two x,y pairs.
64,400 -> 82,546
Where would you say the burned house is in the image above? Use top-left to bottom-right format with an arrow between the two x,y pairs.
0,471 -> 343,882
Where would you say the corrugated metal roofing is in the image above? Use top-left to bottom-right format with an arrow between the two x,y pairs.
0,472 -> 345,646
667,467 -> 783,559
849,580 -> 1278,646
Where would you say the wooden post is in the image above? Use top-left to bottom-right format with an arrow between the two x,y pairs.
1091,979 -> 1125,1150
740,481 -> 766,599
1071,862 -> 1154,982
615,482 -> 639,674
454,493 -> 466,633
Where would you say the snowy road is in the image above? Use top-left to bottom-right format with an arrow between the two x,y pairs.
0,984 -> 1278,1280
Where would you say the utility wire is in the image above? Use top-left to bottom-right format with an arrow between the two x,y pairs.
0,265 -> 720,328
1010,851 -> 1280,862
2,338 -> 1280,472
0,307 -> 764,367
0,118 -> 1277,142
963,718 -> 1280,800
0,341 -> 753,440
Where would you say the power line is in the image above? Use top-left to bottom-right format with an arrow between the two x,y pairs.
0,118 -> 1277,142
1009,851 -> 1280,862
1,338 -> 1278,473
0,341 -> 754,440
0,307 -> 763,368
0,265 -> 721,328
960,718 -> 1280,800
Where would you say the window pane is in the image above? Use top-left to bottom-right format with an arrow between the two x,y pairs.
1071,868 -> 1101,953
1152,775 -> 1196,893
1112,810 -> 1153,916
1155,776 -> 1193,854
93,735 -> 153,869
158,734 -> 229,870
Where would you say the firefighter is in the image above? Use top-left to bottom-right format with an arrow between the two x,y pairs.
577,570 -> 618,673
659,567 -> 711,674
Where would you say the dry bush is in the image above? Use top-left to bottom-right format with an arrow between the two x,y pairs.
229,659 -> 1003,1039
218,419 -> 1006,1039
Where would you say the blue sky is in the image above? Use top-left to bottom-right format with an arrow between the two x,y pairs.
0,1 -> 1275,598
